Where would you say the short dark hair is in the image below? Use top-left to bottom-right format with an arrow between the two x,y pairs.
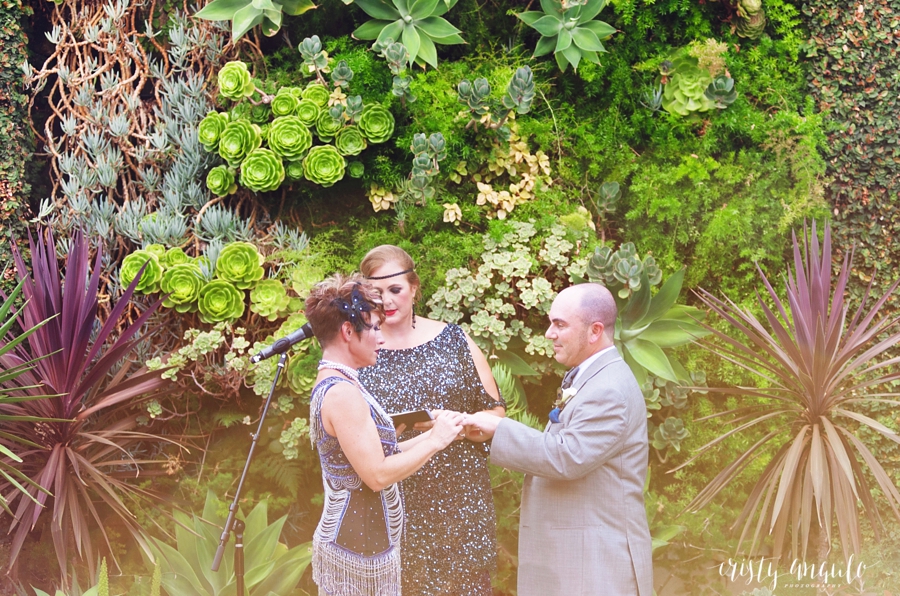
305,273 -> 384,347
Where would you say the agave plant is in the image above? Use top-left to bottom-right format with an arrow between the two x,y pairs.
676,221 -> 900,561
148,491 -> 311,596
0,228 -> 173,578
517,0 -> 616,71
351,0 -> 465,69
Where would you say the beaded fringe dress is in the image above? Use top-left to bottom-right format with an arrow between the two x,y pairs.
310,375 -> 403,596
359,324 -> 506,596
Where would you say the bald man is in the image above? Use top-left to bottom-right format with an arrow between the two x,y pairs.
466,284 -> 653,595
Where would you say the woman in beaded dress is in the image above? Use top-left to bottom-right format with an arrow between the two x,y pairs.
305,274 -> 464,596
358,246 -> 506,596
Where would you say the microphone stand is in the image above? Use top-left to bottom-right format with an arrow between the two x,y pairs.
211,351 -> 289,593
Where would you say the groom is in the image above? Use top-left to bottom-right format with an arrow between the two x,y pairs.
465,283 -> 653,595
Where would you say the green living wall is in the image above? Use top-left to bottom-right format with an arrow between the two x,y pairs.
3,0 -> 900,592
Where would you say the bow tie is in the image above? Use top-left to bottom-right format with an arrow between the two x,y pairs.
549,367 -> 579,423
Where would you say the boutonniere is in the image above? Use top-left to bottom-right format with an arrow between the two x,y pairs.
549,387 -> 578,423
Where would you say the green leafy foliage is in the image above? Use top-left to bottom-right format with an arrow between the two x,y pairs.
148,491 -> 311,595
215,241 -> 265,289
198,280 -> 247,324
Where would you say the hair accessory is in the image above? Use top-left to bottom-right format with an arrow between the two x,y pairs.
365,268 -> 413,281
333,284 -> 373,332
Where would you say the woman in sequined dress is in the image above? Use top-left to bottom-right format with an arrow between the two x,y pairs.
358,246 -> 506,596
305,274 -> 464,596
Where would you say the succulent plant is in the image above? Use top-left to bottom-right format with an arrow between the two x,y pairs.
198,111 -> 230,151
216,61 -> 256,100
502,66 -> 535,114
250,279 -> 292,321
218,119 -> 263,166
120,250 -> 164,294
195,0 -> 316,40
301,83 -> 330,108
198,280 -> 246,324
357,104 -> 395,144
206,165 -> 238,196
347,161 -> 365,178
457,78 -> 492,117
330,60 -> 354,88
160,263 -> 205,313
240,148 -> 285,193
314,110 -> 343,141
145,244 -> 167,259
299,35 -> 330,75
352,0 -> 465,69
290,262 -> 325,297
302,145 -> 346,187
285,160 -> 305,180
735,0 -> 766,38
161,247 -> 192,268
344,95 -> 364,123
334,126 -> 367,156
215,241 -> 265,289
267,116 -> 313,161
518,0 -> 616,71
593,180 -> 621,214
295,99 -> 321,127
651,417 -> 690,451
704,75 -> 737,108
270,89 -> 301,117
661,56 -> 715,117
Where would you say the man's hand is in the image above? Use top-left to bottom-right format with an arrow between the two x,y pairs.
462,411 -> 503,439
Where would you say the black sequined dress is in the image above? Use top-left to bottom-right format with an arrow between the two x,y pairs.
359,324 -> 505,596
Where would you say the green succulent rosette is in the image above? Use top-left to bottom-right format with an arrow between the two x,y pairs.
161,247 -> 192,268
240,148 -> 285,193
160,263 -> 205,313
301,83 -> 330,107
120,250 -> 164,294
218,120 -> 262,166
145,244 -> 167,259
198,280 -> 246,324
270,90 -> 301,117
206,165 -> 237,196
198,111 -> 230,151
290,262 -> 324,297
250,279 -> 292,321
334,126 -> 367,156
250,104 -> 271,124
358,104 -> 395,144
315,111 -> 343,141
295,99 -> 321,127
218,61 -> 256,100
661,56 -> 714,117
285,351 -> 317,395
215,241 -> 265,289
267,116 -> 313,161
347,161 -> 365,179
303,145 -> 346,187
286,160 -> 305,180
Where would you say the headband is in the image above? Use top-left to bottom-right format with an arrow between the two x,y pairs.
333,284 -> 374,332
365,268 -> 413,281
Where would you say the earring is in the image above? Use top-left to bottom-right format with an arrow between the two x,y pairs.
412,303 -> 417,329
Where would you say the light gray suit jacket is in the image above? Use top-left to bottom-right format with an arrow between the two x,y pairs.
491,347 -> 653,596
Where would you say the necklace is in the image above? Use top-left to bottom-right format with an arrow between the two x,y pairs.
318,359 -> 360,383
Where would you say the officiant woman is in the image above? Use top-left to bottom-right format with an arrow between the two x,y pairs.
358,245 -> 506,595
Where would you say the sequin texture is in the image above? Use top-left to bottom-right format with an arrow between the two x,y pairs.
359,324 -> 505,596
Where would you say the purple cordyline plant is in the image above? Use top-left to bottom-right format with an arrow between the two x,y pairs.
0,227 -> 174,580
675,221 -> 900,562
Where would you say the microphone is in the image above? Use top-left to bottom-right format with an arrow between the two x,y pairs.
250,323 -> 314,363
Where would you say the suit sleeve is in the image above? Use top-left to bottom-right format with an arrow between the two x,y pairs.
490,385 -> 629,481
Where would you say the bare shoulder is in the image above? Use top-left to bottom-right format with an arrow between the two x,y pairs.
415,316 -> 448,338
319,379 -> 367,415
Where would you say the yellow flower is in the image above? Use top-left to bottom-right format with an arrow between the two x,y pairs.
368,184 -> 397,212
476,182 -> 495,206
328,88 -> 347,107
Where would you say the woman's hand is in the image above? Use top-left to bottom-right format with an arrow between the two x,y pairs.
427,410 -> 464,449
